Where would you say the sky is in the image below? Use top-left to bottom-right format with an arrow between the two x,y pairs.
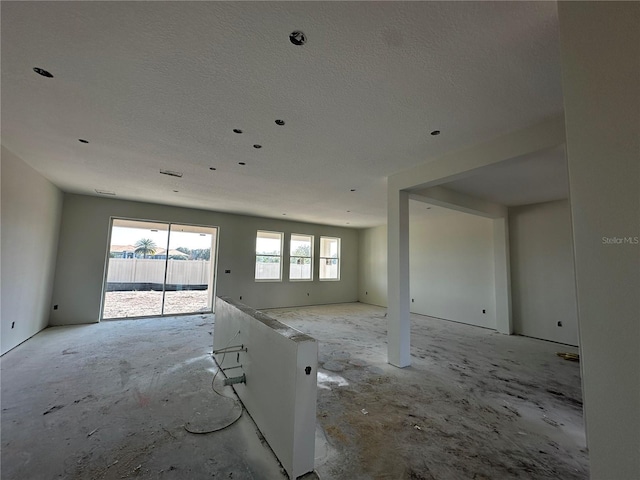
110,226 -> 213,250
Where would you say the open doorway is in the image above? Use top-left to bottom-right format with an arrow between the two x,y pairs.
101,218 -> 218,319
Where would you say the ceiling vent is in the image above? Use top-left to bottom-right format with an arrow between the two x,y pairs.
160,169 -> 183,178
33,67 -> 54,78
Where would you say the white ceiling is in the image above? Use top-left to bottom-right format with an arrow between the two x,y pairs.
443,145 -> 569,207
1,1 -> 564,228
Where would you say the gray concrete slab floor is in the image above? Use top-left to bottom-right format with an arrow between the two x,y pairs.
1,314 -> 288,480
266,303 -> 588,480
2,303 -> 588,480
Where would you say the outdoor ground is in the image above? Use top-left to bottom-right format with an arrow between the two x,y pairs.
102,290 -> 210,319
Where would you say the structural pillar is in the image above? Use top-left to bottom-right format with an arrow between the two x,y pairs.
387,189 -> 411,367
558,2 -> 640,478
493,216 -> 512,334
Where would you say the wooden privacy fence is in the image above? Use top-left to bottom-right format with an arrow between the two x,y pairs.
107,258 -> 211,285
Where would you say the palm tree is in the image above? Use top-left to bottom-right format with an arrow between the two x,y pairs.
134,238 -> 157,259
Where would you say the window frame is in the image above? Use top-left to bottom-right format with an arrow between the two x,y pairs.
255,230 -> 284,282
289,233 -> 314,281
319,236 -> 341,281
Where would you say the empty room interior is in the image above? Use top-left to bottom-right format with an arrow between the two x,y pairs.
1,2 -> 638,480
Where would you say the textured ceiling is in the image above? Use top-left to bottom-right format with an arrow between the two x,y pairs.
1,1 -> 564,227
443,145 -> 569,207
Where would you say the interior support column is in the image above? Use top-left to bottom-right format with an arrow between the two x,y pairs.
558,2 -> 640,478
493,216 -> 512,334
387,189 -> 411,367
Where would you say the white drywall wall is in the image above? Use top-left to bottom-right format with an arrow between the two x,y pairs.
50,194 -> 358,325
558,2 -> 640,477
214,297 -> 317,480
359,208 -> 496,329
386,116 -> 564,369
358,225 -> 388,307
1,147 -> 63,355
410,208 -> 496,328
509,200 -> 578,346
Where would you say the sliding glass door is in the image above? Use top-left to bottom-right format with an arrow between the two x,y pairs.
102,218 -> 217,319
163,225 -> 216,315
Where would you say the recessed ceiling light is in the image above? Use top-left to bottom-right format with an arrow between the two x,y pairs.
160,169 -> 183,178
289,31 -> 306,46
430,130 -> 441,136
233,129 -> 243,134
33,67 -> 53,78
253,144 -> 262,149
239,162 -> 246,166
78,139 -> 89,144
209,167 -> 217,171
275,119 -> 285,126
95,189 -> 115,196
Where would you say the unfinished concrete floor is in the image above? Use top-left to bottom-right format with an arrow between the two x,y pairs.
1,314 -> 290,480
266,303 -> 588,480
2,303 -> 588,480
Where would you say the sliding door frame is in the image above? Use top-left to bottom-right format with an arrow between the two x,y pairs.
100,216 -> 219,320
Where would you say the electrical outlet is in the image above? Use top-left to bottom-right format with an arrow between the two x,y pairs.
412,298 -> 415,303
239,296 -> 242,300
482,309 -> 486,314
53,305 -> 59,310
557,321 -> 563,327
225,269 -> 231,274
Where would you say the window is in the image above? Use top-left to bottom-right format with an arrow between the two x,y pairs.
319,236 -> 340,280
255,231 -> 283,281
290,234 -> 313,280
